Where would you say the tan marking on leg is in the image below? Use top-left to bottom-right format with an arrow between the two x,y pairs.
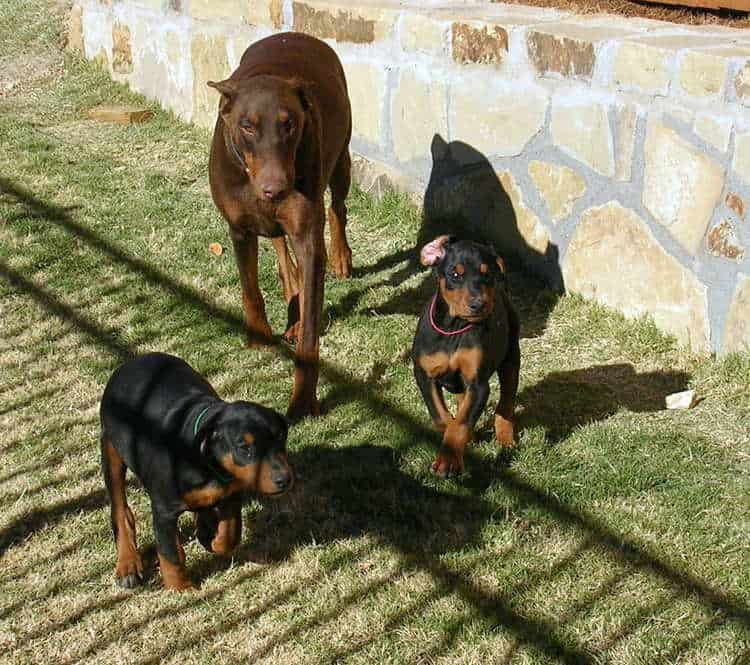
328,205 -> 352,279
104,439 -> 143,584
430,383 -> 451,431
211,514 -> 242,555
272,236 -> 300,303
495,415 -> 515,448
495,363 -> 519,449
159,553 -> 195,591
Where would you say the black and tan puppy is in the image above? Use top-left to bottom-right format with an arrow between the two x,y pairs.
99,352 -> 293,591
412,236 -> 520,478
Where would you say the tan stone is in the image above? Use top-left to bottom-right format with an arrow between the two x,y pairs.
192,33 -> 229,129
726,192 -> 745,219
693,113 -> 732,153
723,274 -> 750,353
343,61 -> 387,147
525,23 -> 630,80
166,30 -> 182,67
133,0 -> 163,9
245,0 -> 282,28
67,5 -> 84,54
451,22 -> 508,65
643,121 -> 724,255
563,201 -> 710,352
351,153 -> 418,202
528,161 -> 586,223
449,75 -> 547,158
680,51 -> 727,97
613,42 -> 672,95
735,62 -> 750,106
190,0 -> 244,22
733,131 -> 750,186
707,220 -> 745,262
400,14 -> 446,55
112,22 -> 133,75
550,101 -> 613,177
498,171 -> 550,256
614,105 -> 637,182
292,2 -> 393,44
391,70 -> 447,163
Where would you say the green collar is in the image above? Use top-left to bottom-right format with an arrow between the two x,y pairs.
193,406 -> 211,437
193,406 -> 232,485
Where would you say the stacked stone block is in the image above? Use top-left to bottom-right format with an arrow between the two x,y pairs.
69,0 -> 750,353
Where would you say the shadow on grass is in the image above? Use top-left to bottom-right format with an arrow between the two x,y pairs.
519,363 -> 691,443
0,488 -> 107,557
1,177 -> 748,663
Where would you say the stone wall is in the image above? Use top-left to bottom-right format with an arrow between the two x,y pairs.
68,0 -> 750,354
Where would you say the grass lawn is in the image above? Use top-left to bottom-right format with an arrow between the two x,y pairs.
1,1 -> 749,663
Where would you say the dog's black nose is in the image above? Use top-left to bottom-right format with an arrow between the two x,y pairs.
469,299 -> 485,314
273,472 -> 292,491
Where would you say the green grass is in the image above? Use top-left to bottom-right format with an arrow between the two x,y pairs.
1,2 -> 750,663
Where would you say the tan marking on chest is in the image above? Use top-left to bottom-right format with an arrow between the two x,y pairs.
418,347 -> 483,382
183,483 -> 236,510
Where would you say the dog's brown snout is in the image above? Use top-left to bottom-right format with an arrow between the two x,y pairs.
259,177 -> 288,201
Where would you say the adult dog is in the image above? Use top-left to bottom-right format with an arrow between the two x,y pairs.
208,32 -> 353,420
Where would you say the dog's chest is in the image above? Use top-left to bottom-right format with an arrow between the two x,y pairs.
418,347 -> 484,382
182,480 -> 243,510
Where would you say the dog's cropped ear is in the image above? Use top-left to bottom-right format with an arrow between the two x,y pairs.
207,79 -> 238,114
288,78 -> 314,112
420,235 -> 454,267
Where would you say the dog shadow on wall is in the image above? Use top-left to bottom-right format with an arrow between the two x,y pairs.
372,134 -> 564,340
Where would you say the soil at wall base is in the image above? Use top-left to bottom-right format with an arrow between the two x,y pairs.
491,0 -> 750,29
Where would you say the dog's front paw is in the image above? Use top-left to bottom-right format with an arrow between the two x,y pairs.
282,321 -> 301,345
115,554 -> 144,589
330,244 -> 352,279
494,415 -> 516,448
431,446 -> 464,479
246,331 -> 275,349
164,578 -> 197,592
286,396 -> 321,422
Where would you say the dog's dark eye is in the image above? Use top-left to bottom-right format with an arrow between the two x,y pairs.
451,270 -> 463,280
240,122 -> 256,136
236,443 -> 257,462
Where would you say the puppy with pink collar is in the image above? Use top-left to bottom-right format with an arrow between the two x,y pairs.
411,236 -> 520,478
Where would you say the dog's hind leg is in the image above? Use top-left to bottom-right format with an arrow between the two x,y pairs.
495,342 -> 520,448
327,148 -> 352,279
101,434 -> 143,588
273,236 -> 302,344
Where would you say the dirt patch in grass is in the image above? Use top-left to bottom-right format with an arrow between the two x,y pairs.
493,0 -> 750,28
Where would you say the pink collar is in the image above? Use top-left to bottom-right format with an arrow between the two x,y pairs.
429,295 -> 474,336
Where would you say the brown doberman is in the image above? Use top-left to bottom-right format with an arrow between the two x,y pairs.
412,236 -> 520,478
207,32 -> 353,421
